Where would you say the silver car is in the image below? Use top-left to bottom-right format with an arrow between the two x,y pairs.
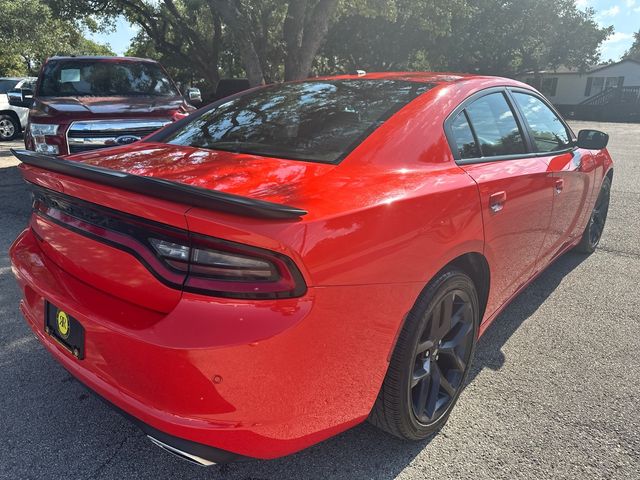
0,77 -> 36,141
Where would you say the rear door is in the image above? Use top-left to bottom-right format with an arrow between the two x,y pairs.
446,89 -> 554,320
509,90 -> 595,266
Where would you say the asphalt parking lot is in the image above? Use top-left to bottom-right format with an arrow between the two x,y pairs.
1,122 -> 639,480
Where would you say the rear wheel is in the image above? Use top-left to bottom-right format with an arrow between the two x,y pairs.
575,176 -> 611,254
0,115 -> 19,141
369,269 -> 479,440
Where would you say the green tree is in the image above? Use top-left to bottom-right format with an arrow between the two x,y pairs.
48,0 -> 612,92
440,0 -> 611,76
50,0 -> 340,87
0,0 -> 112,76
625,31 -> 640,60
321,0 -> 465,73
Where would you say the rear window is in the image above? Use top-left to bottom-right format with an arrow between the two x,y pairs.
464,93 -> 526,157
163,80 -> 432,163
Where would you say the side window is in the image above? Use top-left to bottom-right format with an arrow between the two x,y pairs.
464,93 -> 526,157
450,112 -> 480,159
512,92 -> 571,153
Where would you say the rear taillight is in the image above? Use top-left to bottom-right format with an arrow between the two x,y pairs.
148,234 -> 305,298
32,186 -> 307,299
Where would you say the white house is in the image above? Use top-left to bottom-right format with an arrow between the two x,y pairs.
517,59 -> 640,121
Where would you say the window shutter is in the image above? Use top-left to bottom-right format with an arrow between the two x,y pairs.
551,78 -> 558,97
585,77 -> 593,96
618,76 -> 625,87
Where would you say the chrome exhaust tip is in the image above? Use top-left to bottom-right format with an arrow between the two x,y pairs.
147,435 -> 216,466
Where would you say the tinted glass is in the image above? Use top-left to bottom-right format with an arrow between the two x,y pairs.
450,112 -> 479,159
164,80 -> 431,163
0,80 -> 19,94
39,60 -> 178,97
465,93 -> 525,157
512,92 -> 571,153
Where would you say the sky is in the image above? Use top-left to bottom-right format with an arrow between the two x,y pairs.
582,0 -> 640,60
90,17 -> 138,56
90,1 -> 639,62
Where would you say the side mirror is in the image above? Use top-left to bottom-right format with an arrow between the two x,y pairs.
186,87 -> 202,106
576,129 -> 609,150
8,88 -> 34,108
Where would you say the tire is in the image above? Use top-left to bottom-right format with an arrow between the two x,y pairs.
574,176 -> 611,254
0,114 -> 19,141
369,268 -> 479,440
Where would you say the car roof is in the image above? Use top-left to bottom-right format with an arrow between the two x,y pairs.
47,56 -> 159,63
311,71 -> 510,85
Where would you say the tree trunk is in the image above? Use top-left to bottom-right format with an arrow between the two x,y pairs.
237,37 -> 266,86
210,0 -> 265,86
283,0 -> 338,81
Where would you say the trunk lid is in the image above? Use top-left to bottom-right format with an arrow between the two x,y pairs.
69,142 -> 335,207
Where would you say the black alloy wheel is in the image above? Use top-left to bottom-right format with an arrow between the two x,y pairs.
369,269 -> 479,440
409,288 -> 475,425
576,176 -> 611,254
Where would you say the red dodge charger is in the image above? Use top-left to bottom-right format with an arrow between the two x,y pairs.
10,73 -> 612,465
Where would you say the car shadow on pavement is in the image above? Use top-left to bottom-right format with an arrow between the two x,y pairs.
466,251 -> 588,384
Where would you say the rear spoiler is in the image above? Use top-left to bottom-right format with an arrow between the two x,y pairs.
11,149 -> 307,220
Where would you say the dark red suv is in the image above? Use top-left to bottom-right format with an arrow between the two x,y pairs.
14,56 -> 199,156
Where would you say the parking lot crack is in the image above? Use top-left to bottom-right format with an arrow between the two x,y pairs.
596,246 -> 640,259
90,436 -> 129,479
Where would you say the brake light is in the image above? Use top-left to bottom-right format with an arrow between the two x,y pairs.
151,238 -> 276,280
149,235 -> 304,298
32,186 -> 307,299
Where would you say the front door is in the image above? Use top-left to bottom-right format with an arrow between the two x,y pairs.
447,90 -> 554,320
509,90 -> 595,267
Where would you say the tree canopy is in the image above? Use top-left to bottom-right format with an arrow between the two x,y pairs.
625,31 -> 640,61
0,0 -> 113,77
11,0 -> 613,95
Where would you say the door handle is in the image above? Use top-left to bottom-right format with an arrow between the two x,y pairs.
489,191 -> 507,214
555,179 -> 564,195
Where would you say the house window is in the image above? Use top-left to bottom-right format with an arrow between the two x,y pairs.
605,76 -> 621,89
591,77 -> 605,95
585,76 -> 625,96
523,77 -> 557,97
540,77 -> 558,97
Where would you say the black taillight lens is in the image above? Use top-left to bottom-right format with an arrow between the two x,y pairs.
32,186 -> 307,299
149,234 -> 306,298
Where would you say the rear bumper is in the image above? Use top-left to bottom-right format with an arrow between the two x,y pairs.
10,227 -> 423,459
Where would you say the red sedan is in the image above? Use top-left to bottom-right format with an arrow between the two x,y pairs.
10,73 -> 612,465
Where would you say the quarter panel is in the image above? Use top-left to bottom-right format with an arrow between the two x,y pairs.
298,168 -> 484,286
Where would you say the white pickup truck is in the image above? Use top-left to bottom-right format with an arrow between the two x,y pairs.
0,77 -> 36,141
